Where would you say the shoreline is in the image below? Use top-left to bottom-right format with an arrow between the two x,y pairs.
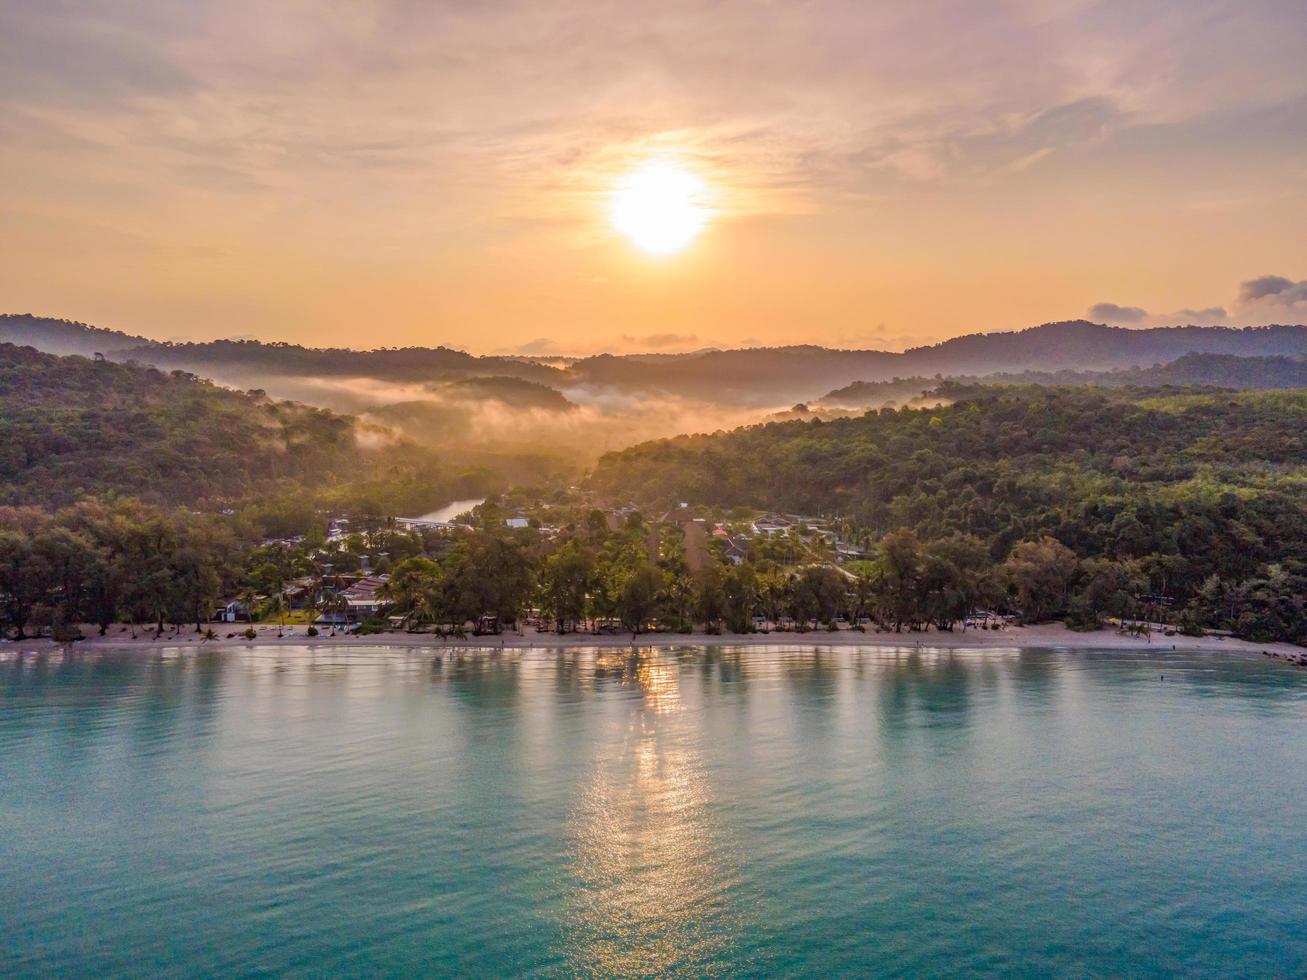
3,621 -> 1303,662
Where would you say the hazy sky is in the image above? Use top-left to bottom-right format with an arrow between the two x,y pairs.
2,0 -> 1305,353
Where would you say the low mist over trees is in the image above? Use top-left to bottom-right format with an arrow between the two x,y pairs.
9,314 -> 1307,410
0,342 -> 499,513
4,328 -> 1307,646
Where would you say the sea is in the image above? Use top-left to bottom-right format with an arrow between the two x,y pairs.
2,644 -> 1305,977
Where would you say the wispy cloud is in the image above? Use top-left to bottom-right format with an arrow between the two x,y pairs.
2,1 -> 1305,347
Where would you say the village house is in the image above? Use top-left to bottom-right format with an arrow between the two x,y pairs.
316,575 -> 391,625
752,516 -> 792,536
219,599 -> 259,623
835,541 -> 867,562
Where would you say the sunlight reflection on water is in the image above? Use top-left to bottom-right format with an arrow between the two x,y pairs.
1,645 -> 1305,976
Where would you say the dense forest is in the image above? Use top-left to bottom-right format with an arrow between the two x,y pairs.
5,323 -> 1307,646
592,385 -> 1307,641
0,343 -> 496,515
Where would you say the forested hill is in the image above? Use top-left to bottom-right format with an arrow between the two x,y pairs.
0,315 -> 564,386
0,314 -> 150,357
111,338 -> 565,386
1135,352 -> 1307,387
569,346 -> 900,405
818,353 -> 1307,407
10,314 -> 1306,410
0,343 -> 366,509
571,322 -> 1307,404
897,321 -> 1307,376
592,385 -> 1307,600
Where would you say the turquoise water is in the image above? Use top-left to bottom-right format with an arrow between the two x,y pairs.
2,645 -> 1305,977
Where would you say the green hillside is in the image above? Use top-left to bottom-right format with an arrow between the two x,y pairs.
592,385 -> 1307,635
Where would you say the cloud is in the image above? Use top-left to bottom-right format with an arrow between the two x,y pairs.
1234,274 -> 1307,320
7,1 -> 1305,214
1090,273 -> 1307,327
4,2 -> 1307,350
1089,302 -> 1148,324
1088,301 -> 1227,327
1173,306 -> 1229,323
1239,275 -> 1302,304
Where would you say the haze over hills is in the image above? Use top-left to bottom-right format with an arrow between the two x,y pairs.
0,315 -> 563,392
6,314 -> 1307,465
818,353 -> 1307,409
569,321 -> 1307,404
0,342 -> 354,509
0,315 -> 152,358
898,320 -> 1307,375
7,314 -> 1305,411
6,324 -> 1307,644
0,341 -> 538,526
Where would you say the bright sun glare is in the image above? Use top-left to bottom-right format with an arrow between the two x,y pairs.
609,160 -> 712,255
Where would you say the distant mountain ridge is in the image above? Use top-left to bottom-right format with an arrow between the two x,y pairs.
898,320 -> 1307,376
0,314 -> 151,357
5,314 -> 1306,407
0,315 -> 565,387
569,321 -> 1307,403
818,352 -> 1307,408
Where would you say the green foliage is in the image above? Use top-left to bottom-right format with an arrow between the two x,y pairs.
442,533 -> 534,625
591,387 -> 1307,642
0,344 -> 503,522
619,562 -> 665,634
6,339 -> 1307,646
1003,537 -> 1078,622
1064,598 -> 1104,632
538,541 -> 594,632
591,386 -> 1307,641
0,343 -> 357,508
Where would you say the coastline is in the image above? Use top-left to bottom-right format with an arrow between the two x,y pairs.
3,621 -> 1303,661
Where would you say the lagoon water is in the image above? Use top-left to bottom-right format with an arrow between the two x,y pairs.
417,497 -> 487,524
2,645 -> 1305,977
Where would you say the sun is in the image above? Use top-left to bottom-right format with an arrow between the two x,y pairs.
609,160 -> 712,255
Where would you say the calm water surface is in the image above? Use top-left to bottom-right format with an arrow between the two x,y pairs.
2,645 -> 1305,977
417,497 -> 486,523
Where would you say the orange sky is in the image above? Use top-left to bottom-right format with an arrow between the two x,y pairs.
2,1 -> 1305,354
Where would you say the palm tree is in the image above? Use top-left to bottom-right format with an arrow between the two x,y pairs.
322,591 -> 349,635
303,574 -> 323,629
270,591 -> 287,636
241,587 -> 258,628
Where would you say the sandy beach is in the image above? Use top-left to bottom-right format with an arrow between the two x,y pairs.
4,621 -> 1304,662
